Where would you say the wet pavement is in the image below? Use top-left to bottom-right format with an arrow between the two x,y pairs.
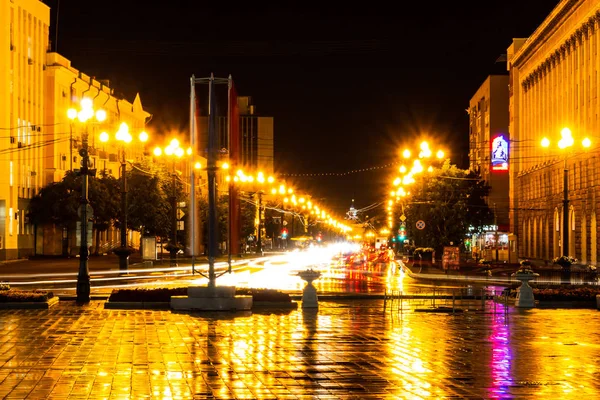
1,300 -> 599,399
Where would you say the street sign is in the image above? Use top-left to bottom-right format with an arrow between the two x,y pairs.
416,220 -> 426,230
399,214 -> 406,222
76,221 -> 93,247
77,204 -> 94,220
177,209 -> 185,220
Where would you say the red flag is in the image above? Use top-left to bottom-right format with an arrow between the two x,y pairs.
229,78 -> 241,256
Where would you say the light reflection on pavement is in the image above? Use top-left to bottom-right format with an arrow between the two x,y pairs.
2,245 -> 486,296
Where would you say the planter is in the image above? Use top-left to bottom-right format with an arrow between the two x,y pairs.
0,296 -> 59,309
537,300 -> 596,309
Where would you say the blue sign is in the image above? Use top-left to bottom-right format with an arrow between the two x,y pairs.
491,134 -> 509,171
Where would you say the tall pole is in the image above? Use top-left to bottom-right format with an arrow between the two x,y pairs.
207,74 -> 218,287
119,151 -> 129,271
170,162 -> 178,267
563,158 -> 569,257
494,203 -> 499,262
189,75 -> 196,274
227,76 -> 232,272
256,191 -> 263,255
70,123 -> 73,171
77,130 -> 91,303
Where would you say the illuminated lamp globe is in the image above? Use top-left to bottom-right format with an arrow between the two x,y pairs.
95,109 -> 107,122
99,132 -> 109,143
153,147 -> 162,156
139,131 -> 149,142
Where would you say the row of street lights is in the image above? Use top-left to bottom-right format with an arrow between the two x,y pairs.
384,141 -> 446,245
227,169 -> 352,253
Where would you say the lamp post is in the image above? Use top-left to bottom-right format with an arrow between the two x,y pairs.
541,128 -> 591,258
67,98 -> 106,303
154,140 -> 185,266
100,123 -> 148,272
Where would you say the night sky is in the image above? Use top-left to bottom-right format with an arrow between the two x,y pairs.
44,0 -> 559,218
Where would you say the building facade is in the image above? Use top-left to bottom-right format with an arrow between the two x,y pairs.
468,75 -> 511,261
0,0 -> 50,259
468,75 -> 510,229
212,96 -> 274,176
508,0 -> 600,265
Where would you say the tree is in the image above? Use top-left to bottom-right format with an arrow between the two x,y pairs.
28,171 -> 121,255
89,172 -> 120,255
126,169 -> 172,240
402,160 -> 493,253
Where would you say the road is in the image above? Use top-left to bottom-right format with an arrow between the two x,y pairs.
0,246 -> 482,297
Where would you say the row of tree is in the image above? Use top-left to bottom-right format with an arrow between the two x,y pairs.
27,163 -> 304,256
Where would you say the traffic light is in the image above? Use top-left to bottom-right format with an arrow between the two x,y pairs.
316,233 -> 322,242
281,228 -> 288,239
398,226 -> 406,240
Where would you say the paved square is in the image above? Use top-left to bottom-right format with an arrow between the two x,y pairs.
0,300 -> 599,399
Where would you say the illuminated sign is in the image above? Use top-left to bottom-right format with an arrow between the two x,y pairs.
491,134 -> 509,171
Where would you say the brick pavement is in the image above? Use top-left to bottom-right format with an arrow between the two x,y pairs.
0,300 -> 599,399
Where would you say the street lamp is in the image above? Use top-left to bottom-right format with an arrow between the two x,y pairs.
100,122 -> 148,272
67,98 -> 106,303
154,139 -> 185,266
541,127 -> 591,258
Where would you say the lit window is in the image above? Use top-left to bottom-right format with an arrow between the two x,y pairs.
9,208 -> 13,236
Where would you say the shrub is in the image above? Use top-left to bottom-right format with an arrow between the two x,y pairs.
108,287 -> 292,303
0,282 -> 10,291
0,289 -> 52,303
109,287 -> 187,302
533,287 -> 600,301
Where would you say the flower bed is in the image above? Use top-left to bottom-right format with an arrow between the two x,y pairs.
108,287 -> 292,303
108,287 -> 187,303
533,287 -> 600,301
0,289 -> 54,303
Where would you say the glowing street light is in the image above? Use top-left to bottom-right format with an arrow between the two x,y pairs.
541,127 -> 591,259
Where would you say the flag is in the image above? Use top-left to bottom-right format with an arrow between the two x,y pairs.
228,77 -> 241,256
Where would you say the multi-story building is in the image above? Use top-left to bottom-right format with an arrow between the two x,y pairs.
508,0 -> 600,265
0,0 -> 50,259
468,75 -> 510,260
212,96 -> 274,176
468,75 -> 510,228
40,52 -> 151,256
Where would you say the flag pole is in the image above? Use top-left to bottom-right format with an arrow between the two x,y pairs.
189,75 -> 196,275
227,75 -> 232,274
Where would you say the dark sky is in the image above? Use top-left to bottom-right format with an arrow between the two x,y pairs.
44,0 -> 559,217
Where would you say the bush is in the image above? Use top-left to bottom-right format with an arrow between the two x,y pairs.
533,287 -> 600,301
109,287 -> 187,302
108,287 -> 292,303
0,289 -> 53,303
0,282 -> 10,291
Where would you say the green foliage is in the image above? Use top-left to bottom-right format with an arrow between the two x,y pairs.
403,161 -> 493,253
28,171 -> 120,232
126,169 -> 172,238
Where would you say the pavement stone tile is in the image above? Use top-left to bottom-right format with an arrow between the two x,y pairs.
0,300 -> 600,398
